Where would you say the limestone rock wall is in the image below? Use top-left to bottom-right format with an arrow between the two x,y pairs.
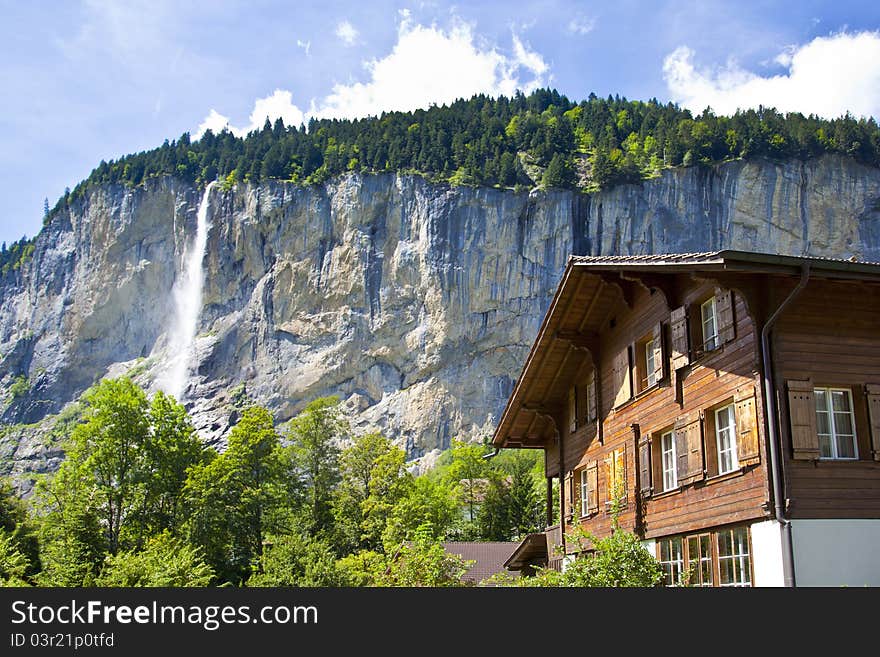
1,154 -> 878,480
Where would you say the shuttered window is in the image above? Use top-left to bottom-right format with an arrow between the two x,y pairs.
584,461 -> 599,515
579,469 -> 589,517
651,322 -> 664,384
700,297 -> 718,351
670,305 -> 690,370
639,437 -> 652,497
568,386 -> 578,434
674,416 -> 704,485
612,347 -> 632,407
586,371 -> 597,422
605,446 -> 627,507
715,288 -> 735,344
866,384 -> 880,461
735,388 -> 761,466
715,404 -> 738,474
661,430 -> 677,491
645,338 -> 657,388
814,387 -> 858,460
787,379 -> 819,460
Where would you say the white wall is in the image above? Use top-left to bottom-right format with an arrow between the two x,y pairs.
750,520 -> 786,587
791,519 -> 880,586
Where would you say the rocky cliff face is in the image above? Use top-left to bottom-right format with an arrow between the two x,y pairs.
2,154 -> 879,483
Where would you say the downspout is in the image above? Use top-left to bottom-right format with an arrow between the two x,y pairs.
760,264 -> 810,588
482,447 -> 500,460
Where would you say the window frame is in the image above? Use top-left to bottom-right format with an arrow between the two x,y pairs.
645,338 -> 657,388
580,469 -> 589,518
656,525 -> 752,587
605,447 -> 627,509
660,430 -> 677,491
700,297 -> 718,352
716,526 -> 752,587
715,404 -> 738,475
814,386 -> 858,460
657,536 -> 684,587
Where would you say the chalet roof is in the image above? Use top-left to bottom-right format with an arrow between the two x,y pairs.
442,542 -> 521,584
568,250 -> 880,276
492,250 -> 880,451
504,533 -> 548,571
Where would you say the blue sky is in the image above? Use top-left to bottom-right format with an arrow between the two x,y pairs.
2,1 -> 879,246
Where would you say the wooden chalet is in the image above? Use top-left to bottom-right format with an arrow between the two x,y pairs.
493,251 -> 880,586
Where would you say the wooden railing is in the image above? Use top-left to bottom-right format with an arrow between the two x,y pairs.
545,523 -> 563,557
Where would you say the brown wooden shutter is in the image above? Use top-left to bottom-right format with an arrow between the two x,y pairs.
639,437 -> 652,497
787,379 -> 819,460
652,322 -> 665,383
865,384 -> 880,461
674,415 -> 704,485
564,471 -> 574,522
586,371 -> 597,422
613,347 -> 632,407
670,305 -> 690,369
715,288 -> 735,344
735,387 -> 761,466
586,461 -> 599,514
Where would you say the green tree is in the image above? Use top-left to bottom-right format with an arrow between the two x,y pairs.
0,478 -> 39,579
333,432 -> 411,553
380,524 -> 471,587
60,377 -> 150,554
183,406 -> 290,584
541,153 -> 575,188
0,530 -> 30,586
96,532 -> 214,587
442,440 -> 491,537
285,397 -> 345,536
382,476 -> 459,549
133,391 -> 205,538
247,533 -> 344,586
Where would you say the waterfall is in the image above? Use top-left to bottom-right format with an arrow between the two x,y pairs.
160,181 -> 216,401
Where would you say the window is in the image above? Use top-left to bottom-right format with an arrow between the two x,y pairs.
580,469 -> 589,517
585,370 -> 597,422
700,297 -> 718,351
568,386 -> 578,434
661,430 -> 677,491
634,324 -> 664,394
686,534 -> 713,587
657,537 -> 684,586
717,527 -> 751,587
657,526 -> 751,587
645,339 -> 657,388
605,447 -> 626,508
715,404 -> 738,474
814,387 -> 857,459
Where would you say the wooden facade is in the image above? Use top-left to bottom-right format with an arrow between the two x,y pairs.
494,251 -> 880,586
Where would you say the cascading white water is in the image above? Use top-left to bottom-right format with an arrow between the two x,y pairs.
160,181 -> 216,401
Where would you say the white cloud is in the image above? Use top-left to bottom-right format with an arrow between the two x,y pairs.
313,16 -> 550,120
663,31 -> 880,119
195,109 -> 232,137
195,16 -> 550,136
567,16 -> 596,36
297,39 -> 311,57
195,90 -> 306,138
335,20 -> 359,46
